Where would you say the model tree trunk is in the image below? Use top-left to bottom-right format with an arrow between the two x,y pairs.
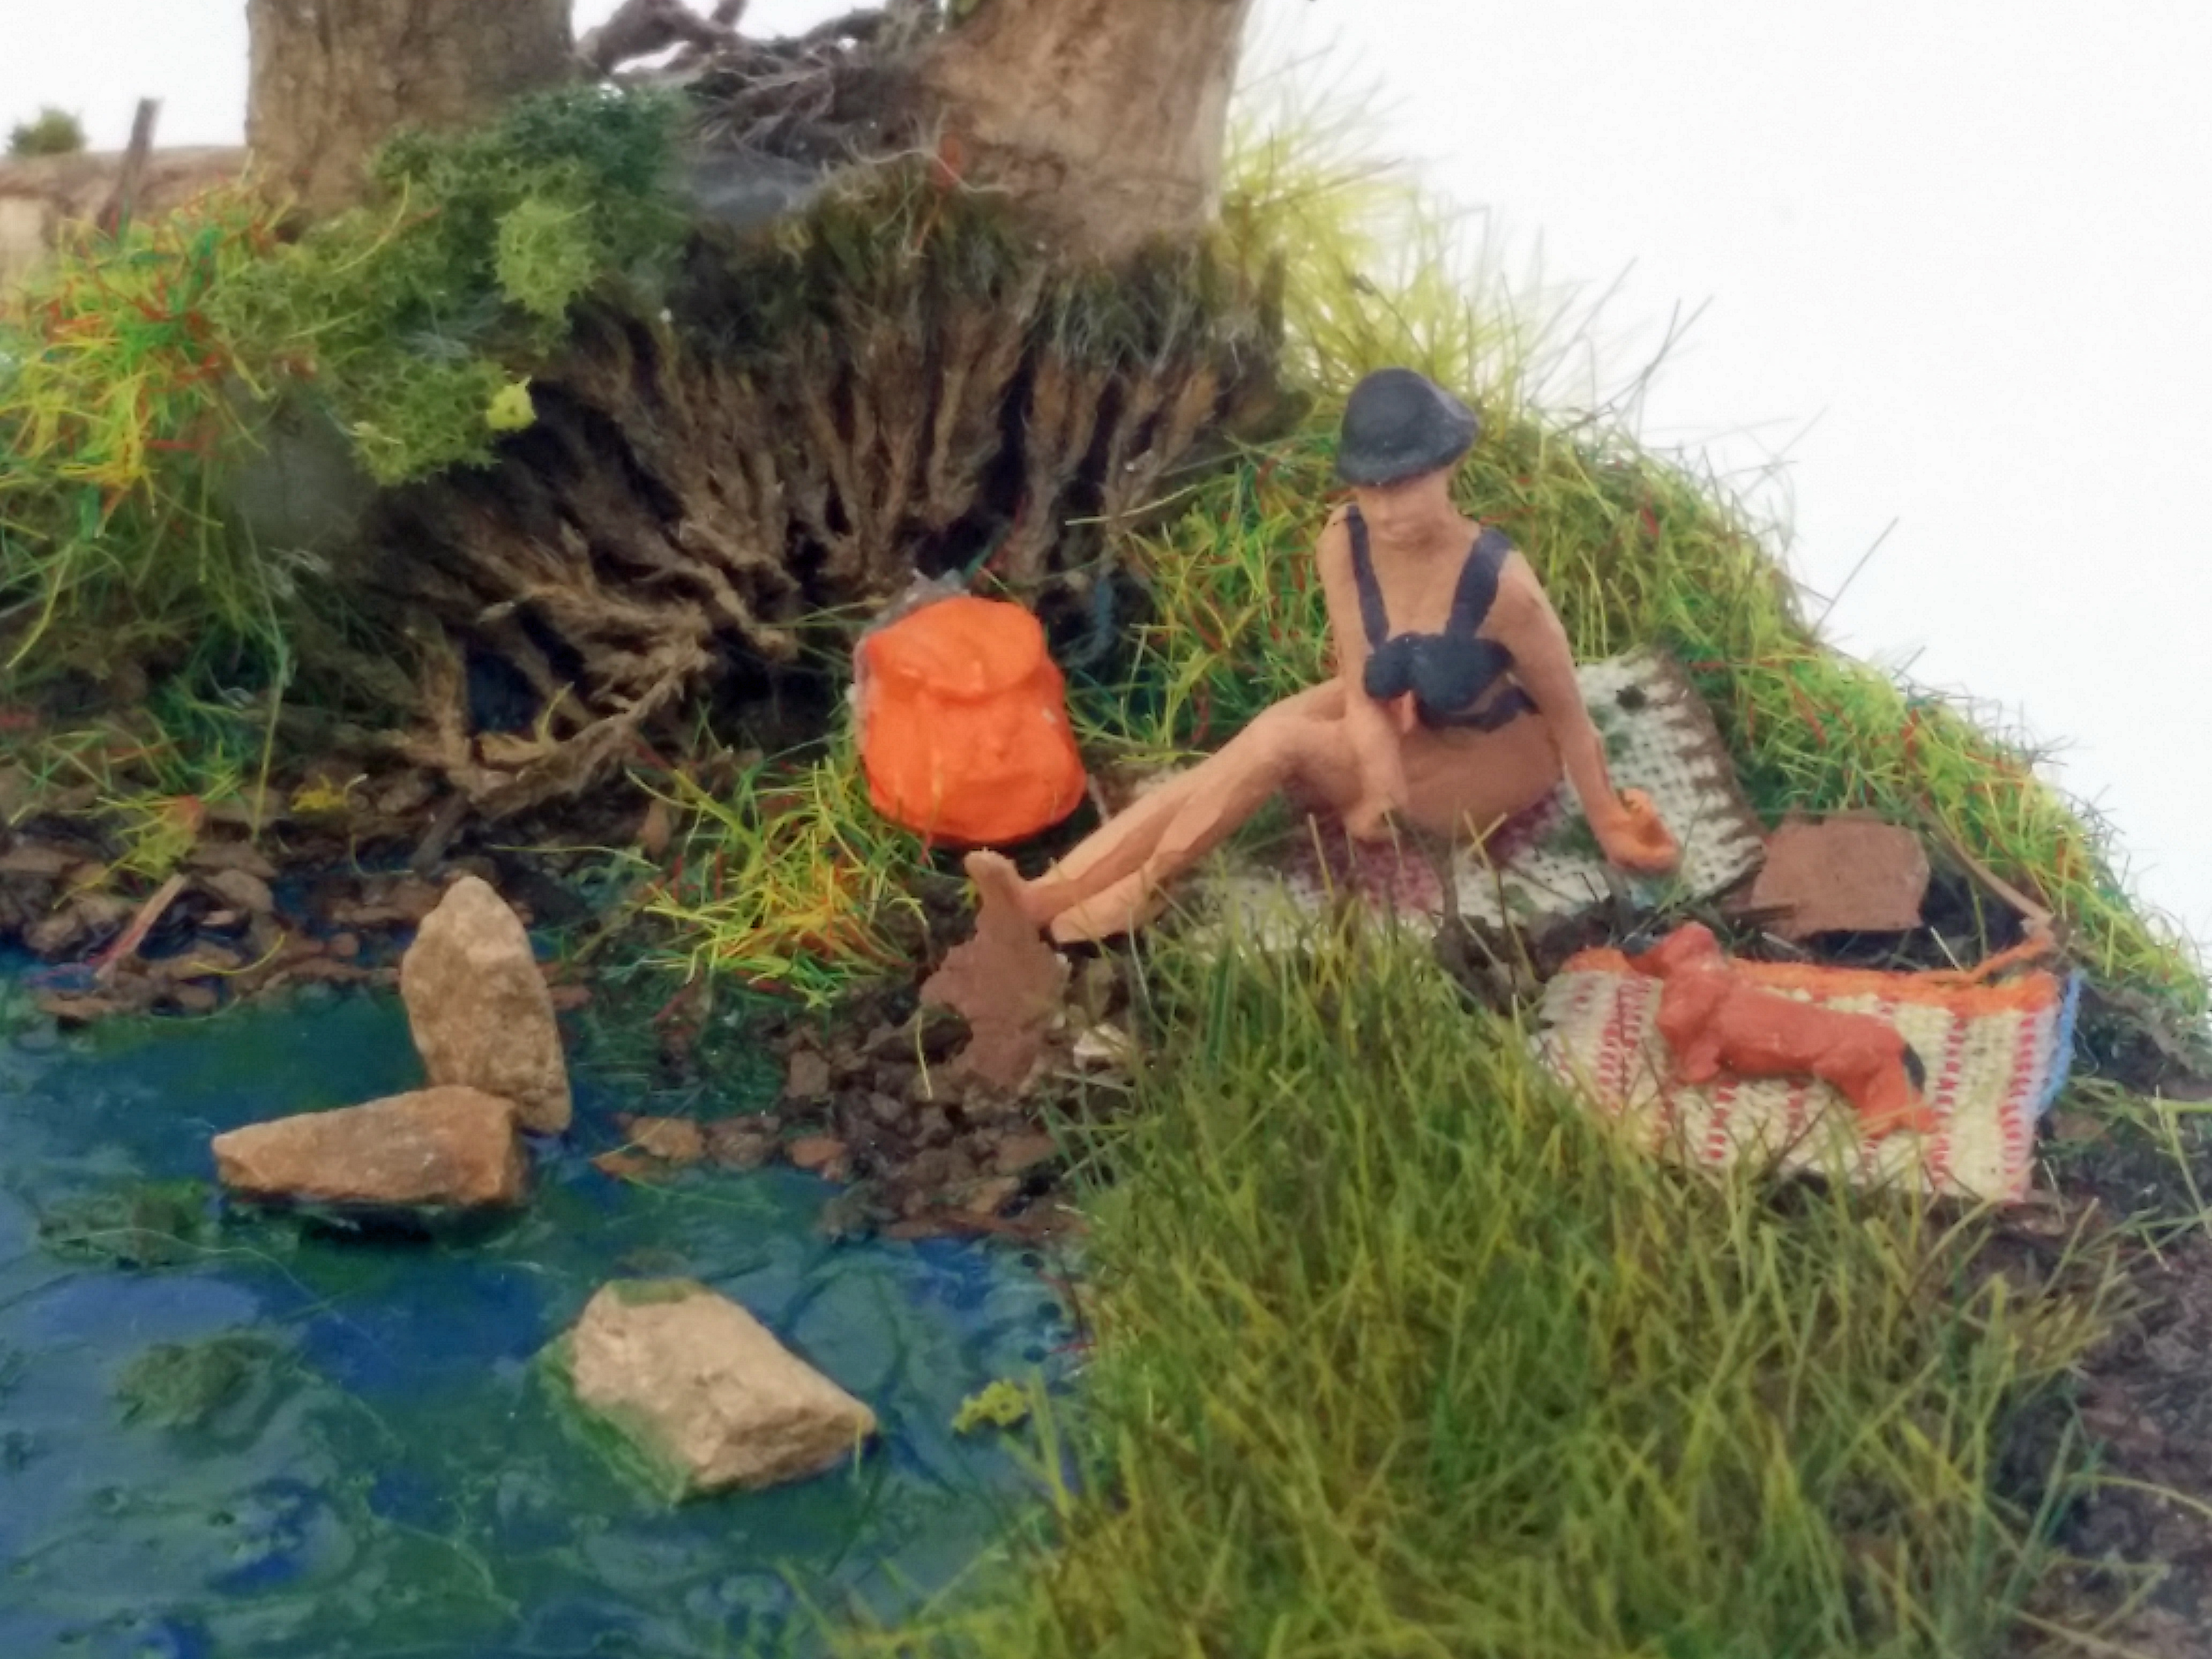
917,0 -> 1259,261
246,0 -> 575,215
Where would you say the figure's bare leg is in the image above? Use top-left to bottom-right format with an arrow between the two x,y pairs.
961,776 -> 1199,932
1045,683 -> 1347,895
1047,871 -> 1168,945
968,689 -> 1363,938
1036,770 -> 1205,891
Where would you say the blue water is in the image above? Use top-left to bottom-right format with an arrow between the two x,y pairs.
0,970 -> 1067,1657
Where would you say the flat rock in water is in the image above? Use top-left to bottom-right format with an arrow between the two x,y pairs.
554,1279 -> 877,1500
399,876 -> 572,1133
211,1086 -> 527,1209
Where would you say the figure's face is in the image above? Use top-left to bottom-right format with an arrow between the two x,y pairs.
1350,466 -> 1456,541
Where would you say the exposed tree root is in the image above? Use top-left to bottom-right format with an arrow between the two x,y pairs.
352,168 -> 1282,818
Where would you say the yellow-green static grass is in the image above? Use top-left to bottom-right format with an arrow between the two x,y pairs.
0,187 -> 287,676
840,923 -> 2118,1657
639,742 -> 930,1009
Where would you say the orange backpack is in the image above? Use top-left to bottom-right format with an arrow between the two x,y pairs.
855,594 -> 1088,847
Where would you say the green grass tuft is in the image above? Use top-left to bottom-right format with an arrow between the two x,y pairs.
840,924 -> 2118,1656
637,741 -> 933,1008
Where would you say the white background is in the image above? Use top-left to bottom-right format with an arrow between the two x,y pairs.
5,0 -> 2206,954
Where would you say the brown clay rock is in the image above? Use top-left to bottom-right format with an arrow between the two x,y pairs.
211,1086 -> 526,1209
554,1280 -> 878,1499
921,878 -> 1068,1091
1744,814 -> 1931,941
399,876 -> 572,1133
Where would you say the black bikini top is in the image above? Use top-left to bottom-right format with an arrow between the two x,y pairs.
1347,505 -> 1537,733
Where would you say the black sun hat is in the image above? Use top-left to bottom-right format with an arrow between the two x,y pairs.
1334,368 -> 1481,485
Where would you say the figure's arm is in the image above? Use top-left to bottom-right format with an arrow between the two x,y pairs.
1492,565 -> 1679,873
1315,514 -> 1409,840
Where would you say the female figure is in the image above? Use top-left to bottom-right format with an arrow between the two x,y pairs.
968,368 -> 1679,943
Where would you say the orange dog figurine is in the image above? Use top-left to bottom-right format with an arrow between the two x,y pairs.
1625,923 -> 1938,1140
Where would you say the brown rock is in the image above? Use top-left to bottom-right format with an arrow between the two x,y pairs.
622,1116 -> 706,1165
211,1086 -> 526,1209
903,1147 -> 955,1191
0,839 -> 81,878
703,1119 -> 775,1171
373,772 -> 436,818
554,1280 -> 877,1499
332,875 -> 445,929
284,957 -> 373,985
962,1176 -> 1022,1217
35,992 -> 128,1026
200,866 -> 275,915
398,876 -> 572,1133
992,1132 -> 1062,1176
593,1150 -> 672,1183
145,946 -> 246,983
636,797 -> 673,860
25,891 -> 132,959
783,1049 -> 832,1103
787,1135 -> 848,1176
185,839 -> 280,881
1743,814 -> 1930,941
920,882 -> 1069,1092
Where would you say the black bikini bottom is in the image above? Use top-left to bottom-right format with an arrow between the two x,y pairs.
1421,687 -> 1536,734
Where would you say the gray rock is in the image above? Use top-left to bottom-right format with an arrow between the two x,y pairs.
552,1279 -> 877,1499
399,877 -> 572,1134
211,1086 -> 526,1209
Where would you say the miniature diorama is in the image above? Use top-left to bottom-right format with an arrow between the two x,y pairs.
2,0 -> 2207,1653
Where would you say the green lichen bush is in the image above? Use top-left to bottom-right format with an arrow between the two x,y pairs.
0,85 -> 687,749
211,84 -> 689,486
6,108 -> 86,158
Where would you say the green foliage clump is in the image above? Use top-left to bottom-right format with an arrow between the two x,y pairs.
116,1333 -> 283,1431
0,84 -> 687,728
38,1180 -> 214,1268
7,107 -> 86,158
212,84 -> 688,485
953,1379 -> 1033,1435
641,750 -> 931,1009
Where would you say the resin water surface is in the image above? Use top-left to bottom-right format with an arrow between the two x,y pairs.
0,970 -> 1064,1657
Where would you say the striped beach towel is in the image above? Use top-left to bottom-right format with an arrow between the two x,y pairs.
1534,951 -> 2082,1202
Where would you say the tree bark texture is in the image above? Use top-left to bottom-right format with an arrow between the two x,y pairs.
916,0 -> 1258,261
246,0 -> 575,216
